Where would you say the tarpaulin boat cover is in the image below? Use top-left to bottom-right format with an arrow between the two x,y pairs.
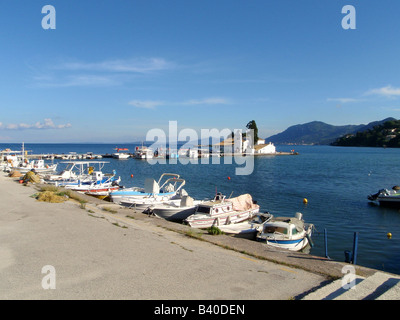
229,194 -> 258,211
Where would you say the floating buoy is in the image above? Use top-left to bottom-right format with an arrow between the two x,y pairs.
303,198 -> 308,204
130,174 -> 133,178
387,232 -> 392,239
227,176 -> 231,180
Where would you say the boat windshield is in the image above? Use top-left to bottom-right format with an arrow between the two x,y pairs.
264,225 -> 288,235
196,206 -> 211,214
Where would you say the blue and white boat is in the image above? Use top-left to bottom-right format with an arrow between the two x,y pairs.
256,212 -> 313,252
43,161 -> 119,187
109,173 -> 181,204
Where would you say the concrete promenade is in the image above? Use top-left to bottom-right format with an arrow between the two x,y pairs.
0,172 -> 399,300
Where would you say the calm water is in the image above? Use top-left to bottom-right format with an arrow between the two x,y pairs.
3,143 -> 400,275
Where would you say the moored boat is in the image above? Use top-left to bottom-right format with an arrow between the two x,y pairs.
11,159 -> 57,174
255,212 -> 313,251
133,145 -> 154,159
112,148 -> 130,159
149,195 -> 205,222
184,193 -> 259,229
216,212 -> 273,239
368,186 -> 400,207
110,173 -> 181,203
119,178 -> 186,212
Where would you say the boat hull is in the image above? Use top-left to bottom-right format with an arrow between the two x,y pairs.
152,206 -> 197,222
257,236 -> 310,251
184,208 -> 259,229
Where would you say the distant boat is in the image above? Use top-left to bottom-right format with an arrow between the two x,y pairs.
368,186 -> 400,207
112,148 -> 130,159
133,145 -> 153,159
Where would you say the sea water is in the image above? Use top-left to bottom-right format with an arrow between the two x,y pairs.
2,143 -> 400,275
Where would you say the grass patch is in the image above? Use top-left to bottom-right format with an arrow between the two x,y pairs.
207,226 -> 224,235
102,206 -> 118,214
184,229 -> 203,240
112,222 -> 128,228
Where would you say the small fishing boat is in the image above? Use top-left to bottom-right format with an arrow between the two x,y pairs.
368,186 -> 400,207
149,195 -> 205,222
110,173 -> 181,203
11,159 -> 58,174
112,148 -> 130,159
3,143 -> 57,174
184,193 -> 259,229
133,145 -> 154,159
64,170 -> 121,193
256,212 -> 313,252
119,178 -> 186,212
85,186 -> 121,199
216,212 -> 273,239
43,161 -> 119,188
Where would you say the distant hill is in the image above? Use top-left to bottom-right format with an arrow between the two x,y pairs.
266,118 -> 396,145
331,118 -> 400,147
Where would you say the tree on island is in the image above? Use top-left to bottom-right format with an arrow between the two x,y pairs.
227,120 -> 260,144
246,120 -> 259,144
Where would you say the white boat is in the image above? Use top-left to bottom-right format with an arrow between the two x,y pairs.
133,145 -> 154,159
11,159 -> 58,174
64,170 -> 121,193
368,186 -> 400,207
43,161 -> 119,188
112,148 -> 130,159
184,193 -> 260,229
216,212 -> 273,239
255,212 -> 314,252
149,195 -> 205,222
2,143 -> 57,174
119,178 -> 186,212
85,186 -> 120,199
110,173 -> 181,203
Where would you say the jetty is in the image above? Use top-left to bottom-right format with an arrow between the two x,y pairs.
1,172 -> 399,300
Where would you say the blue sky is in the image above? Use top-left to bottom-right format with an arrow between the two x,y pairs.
1,0 -> 400,143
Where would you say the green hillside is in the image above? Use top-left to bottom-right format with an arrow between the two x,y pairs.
266,118 -> 396,145
331,119 -> 400,147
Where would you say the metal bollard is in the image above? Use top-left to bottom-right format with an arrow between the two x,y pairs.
344,250 -> 352,263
